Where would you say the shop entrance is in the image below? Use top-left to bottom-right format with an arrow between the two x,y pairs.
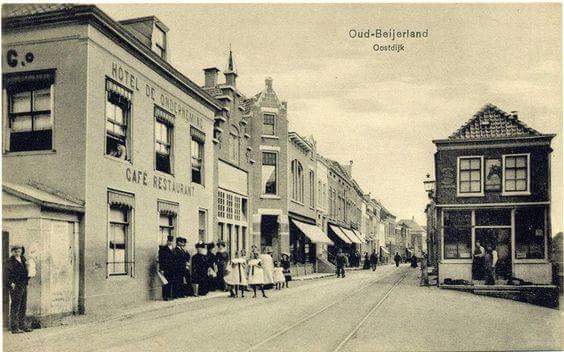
260,215 -> 278,250
475,227 -> 512,280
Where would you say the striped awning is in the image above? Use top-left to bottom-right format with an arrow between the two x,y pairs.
158,201 -> 179,215
352,229 -> 366,243
341,227 -> 363,244
291,219 -> 333,245
108,191 -> 134,209
329,225 -> 352,244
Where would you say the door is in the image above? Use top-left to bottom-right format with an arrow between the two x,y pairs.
49,221 -> 76,314
475,228 -> 512,279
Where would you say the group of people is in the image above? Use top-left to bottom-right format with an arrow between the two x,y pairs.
158,236 -> 293,300
335,248 -> 380,278
472,240 -> 498,285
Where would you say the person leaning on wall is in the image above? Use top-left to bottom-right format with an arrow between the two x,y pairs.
5,245 -> 33,333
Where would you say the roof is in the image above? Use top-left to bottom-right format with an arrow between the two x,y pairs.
397,219 -> 425,232
2,4 -> 224,114
447,104 -> 543,140
3,182 -> 84,213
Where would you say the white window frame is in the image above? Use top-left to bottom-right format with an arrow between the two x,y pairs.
456,155 -> 484,197
154,116 -> 174,175
502,153 -> 531,196
262,113 -> 276,136
261,150 -> 279,196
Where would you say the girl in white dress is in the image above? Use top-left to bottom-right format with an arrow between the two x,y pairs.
224,251 -> 248,298
273,261 -> 286,290
247,253 -> 268,298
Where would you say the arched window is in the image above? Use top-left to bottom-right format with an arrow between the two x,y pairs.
309,170 -> 315,207
230,125 -> 240,164
291,159 -> 304,202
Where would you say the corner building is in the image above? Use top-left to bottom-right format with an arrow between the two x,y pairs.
2,5 -> 223,321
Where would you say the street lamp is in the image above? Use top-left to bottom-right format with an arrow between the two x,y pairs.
423,173 -> 435,198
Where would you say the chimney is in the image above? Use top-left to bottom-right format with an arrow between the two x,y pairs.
203,67 -> 219,88
265,77 -> 273,90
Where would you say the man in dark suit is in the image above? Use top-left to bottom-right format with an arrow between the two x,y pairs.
5,245 -> 32,333
173,237 -> 191,297
158,235 -> 176,300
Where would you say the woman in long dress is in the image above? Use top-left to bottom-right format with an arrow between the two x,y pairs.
224,250 -> 248,298
247,253 -> 268,298
259,247 -> 275,288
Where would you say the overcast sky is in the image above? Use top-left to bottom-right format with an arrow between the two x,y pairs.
101,3 -> 562,232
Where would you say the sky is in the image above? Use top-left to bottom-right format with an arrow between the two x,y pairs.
102,3 -> 562,232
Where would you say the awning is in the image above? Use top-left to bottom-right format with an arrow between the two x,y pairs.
341,228 -> 363,244
329,225 -> 352,244
380,246 -> 390,255
352,229 -> 366,243
291,219 -> 334,245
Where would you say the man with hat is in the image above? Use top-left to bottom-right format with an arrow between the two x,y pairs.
5,245 -> 32,333
173,237 -> 191,297
158,235 -> 176,300
191,241 -> 210,296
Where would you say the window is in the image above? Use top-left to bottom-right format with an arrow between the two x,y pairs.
191,139 -> 204,184
155,108 -> 174,174
234,195 -> 241,221
443,210 -> 472,259
159,213 -> 175,245
230,126 -> 240,163
458,156 -> 482,195
218,191 -> 226,218
106,80 -> 131,160
309,171 -> 315,207
317,180 -> 322,208
198,209 -> 207,242
515,207 -> 545,259
262,114 -> 275,135
152,25 -> 166,59
262,152 -> 277,194
107,190 -> 134,276
226,193 -> 234,219
4,70 -> 55,152
503,154 -> 529,193
291,160 -> 304,202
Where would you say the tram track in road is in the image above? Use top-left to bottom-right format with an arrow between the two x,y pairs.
243,268 -> 410,352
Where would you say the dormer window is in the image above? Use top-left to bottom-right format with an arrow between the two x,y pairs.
152,25 -> 166,59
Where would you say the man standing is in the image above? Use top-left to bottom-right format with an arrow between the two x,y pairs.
394,252 -> 401,267
173,237 -> 191,297
215,241 -> 229,291
5,245 -> 32,333
370,249 -> 378,271
335,248 -> 348,278
158,235 -> 176,300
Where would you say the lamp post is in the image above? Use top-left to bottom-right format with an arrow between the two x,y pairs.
423,173 -> 435,198
423,173 -> 437,278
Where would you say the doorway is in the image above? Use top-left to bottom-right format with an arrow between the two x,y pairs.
475,227 -> 512,280
260,215 -> 278,250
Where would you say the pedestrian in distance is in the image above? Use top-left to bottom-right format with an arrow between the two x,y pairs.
281,253 -> 292,288
410,255 -> 418,268
224,250 -> 247,298
273,260 -> 286,290
370,249 -> 378,271
158,235 -> 176,301
336,248 -> 348,278
5,245 -> 33,334
420,253 -> 429,286
247,252 -> 268,298
215,241 -> 229,292
191,241 -> 210,296
363,252 -> 370,270
394,252 -> 401,267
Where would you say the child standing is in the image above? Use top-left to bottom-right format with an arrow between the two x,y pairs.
273,261 -> 286,290
281,253 -> 292,288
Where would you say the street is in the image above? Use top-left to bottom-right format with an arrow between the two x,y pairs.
4,264 -> 563,352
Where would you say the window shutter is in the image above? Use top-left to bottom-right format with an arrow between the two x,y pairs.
108,191 -> 134,209
155,106 -> 175,125
158,201 -> 179,216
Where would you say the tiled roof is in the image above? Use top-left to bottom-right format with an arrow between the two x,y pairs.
2,4 -> 76,18
449,104 -> 541,140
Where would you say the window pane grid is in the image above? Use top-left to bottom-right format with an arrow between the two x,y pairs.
505,156 -> 528,192
459,157 -> 481,193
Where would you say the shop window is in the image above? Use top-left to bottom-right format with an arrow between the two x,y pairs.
503,154 -> 529,193
475,209 -> 511,226
458,156 -> 482,195
218,222 -> 225,242
241,198 -> 248,222
155,110 -> 174,174
262,152 -> 277,195
107,190 -> 135,277
4,70 -> 55,152
262,114 -> 275,135
198,209 -> 207,242
105,80 -> 131,160
515,207 -> 545,259
443,210 -> 472,259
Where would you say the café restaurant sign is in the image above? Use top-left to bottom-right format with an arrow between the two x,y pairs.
110,62 -> 203,129
126,167 -> 194,197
